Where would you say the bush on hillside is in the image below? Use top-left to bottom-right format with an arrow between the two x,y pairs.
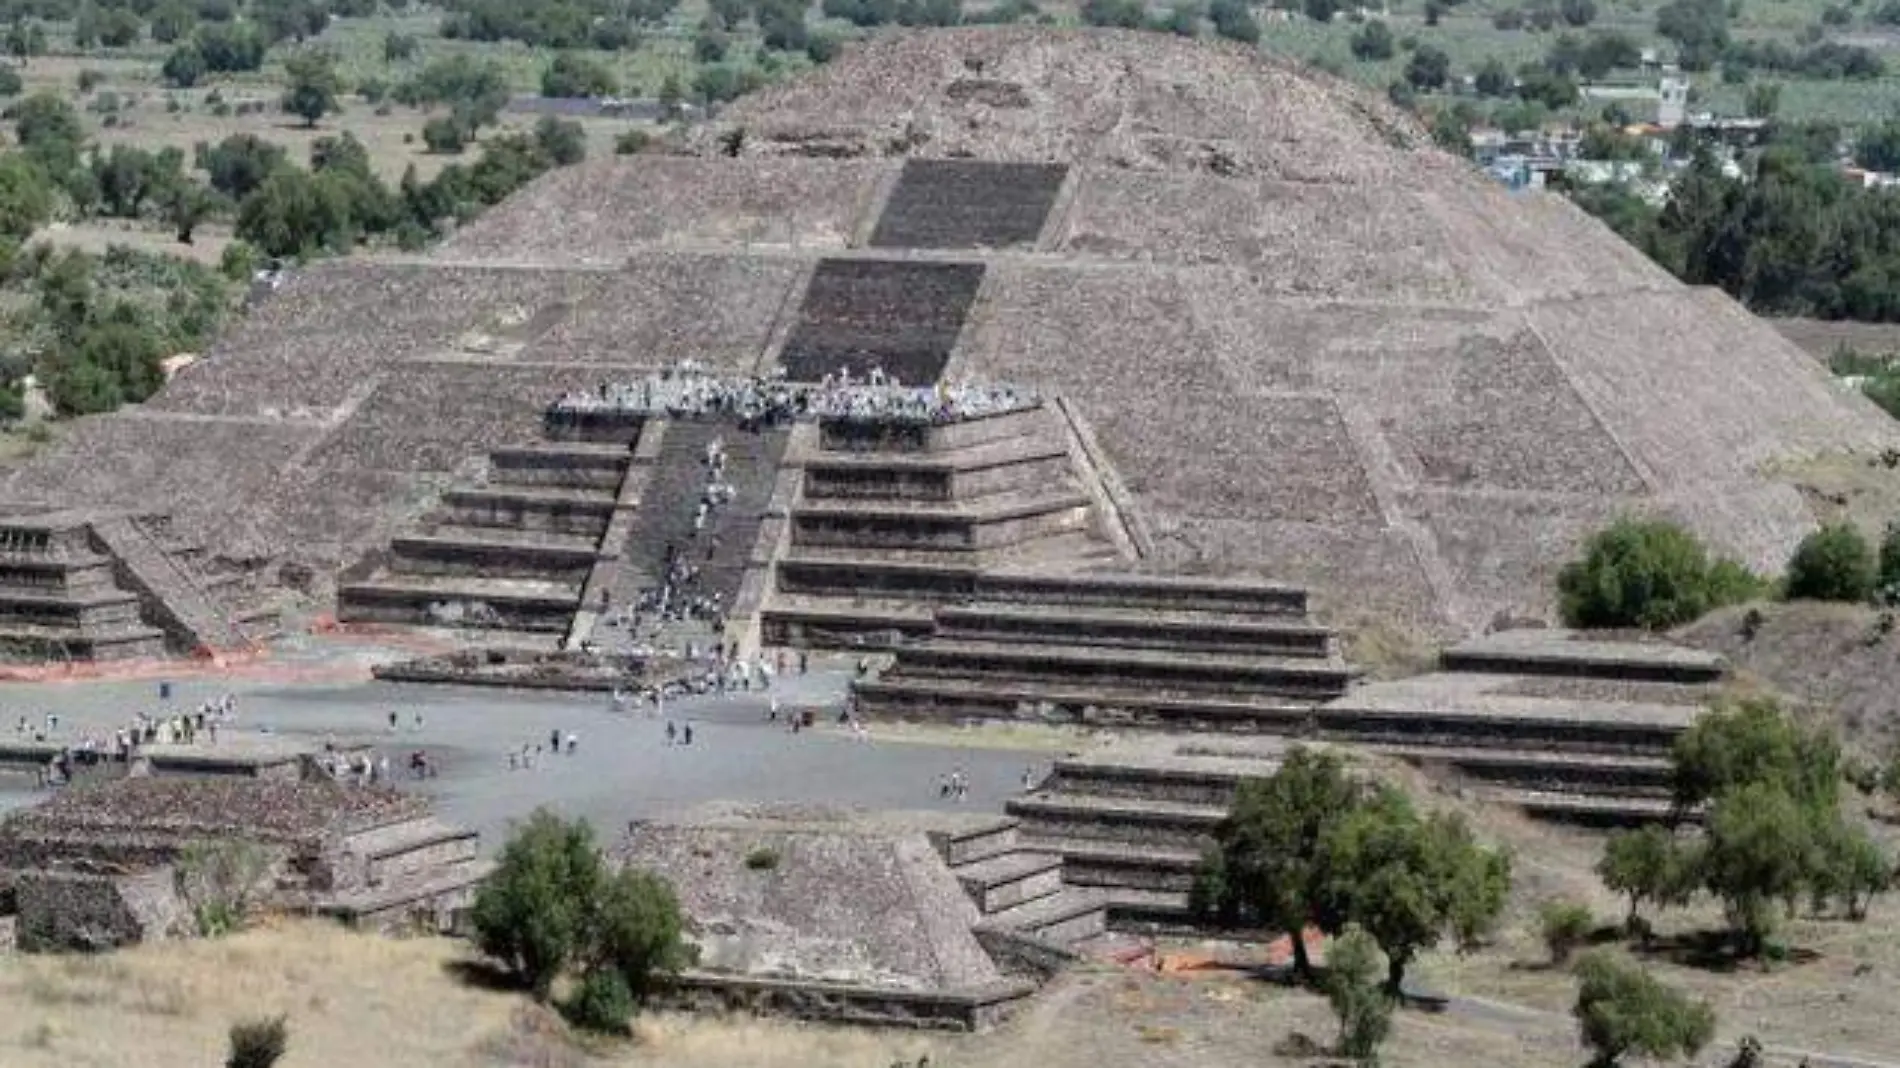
1539,901 -> 1595,965
1558,518 -> 1761,630
1784,522 -> 1876,602
226,1015 -> 289,1068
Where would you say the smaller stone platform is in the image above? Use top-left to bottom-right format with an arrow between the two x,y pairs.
616,802 -> 1104,1030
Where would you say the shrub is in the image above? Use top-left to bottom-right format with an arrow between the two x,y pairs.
744,847 -> 780,870
614,129 -> 652,155
1572,950 -> 1714,1066
1539,901 -> 1594,964
1324,925 -> 1392,1066
226,1015 -> 289,1068
1785,522 -> 1876,602
1558,518 -> 1758,630
178,839 -> 272,936
422,117 -> 467,154
562,968 -> 633,1035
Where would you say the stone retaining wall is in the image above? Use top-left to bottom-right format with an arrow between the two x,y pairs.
13,867 -> 188,952
661,971 -> 1036,1032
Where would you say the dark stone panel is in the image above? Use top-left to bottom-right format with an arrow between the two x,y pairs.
779,259 -> 985,385
868,160 -> 1068,250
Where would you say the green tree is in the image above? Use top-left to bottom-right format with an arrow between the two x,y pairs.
1558,518 -> 1759,630
1856,121 -> 1900,173
1572,950 -> 1715,1066
162,42 -> 207,87
1351,20 -> 1395,61
98,8 -> 143,48
1539,901 -> 1595,965
1405,46 -> 1451,90
5,19 -> 46,61
1560,0 -> 1596,25
1655,0 -> 1728,70
1080,0 -> 1144,26
1596,824 -> 1692,932
281,50 -> 340,127
1208,0 -> 1260,41
235,165 -> 356,258
422,116 -> 468,154
472,810 -> 692,1012
150,1 -> 197,44
1745,81 -> 1782,120
13,92 -> 84,178
471,809 -> 605,1000
1785,522 -> 1876,603
0,154 -> 53,241
533,116 -> 587,167
1877,522 -> 1900,594
1670,697 -> 1840,814
1700,782 -> 1816,956
1320,790 -> 1511,994
1474,57 -> 1512,96
383,31 -> 418,63
541,52 -> 618,98
1325,925 -> 1393,1066
195,21 -> 267,73
200,134 -> 286,199
1810,817 -> 1891,920
165,180 -> 216,244
1193,747 -> 1364,982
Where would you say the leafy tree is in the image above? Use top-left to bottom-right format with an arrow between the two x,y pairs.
5,19 -> 46,61
562,968 -> 634,1034
1325,925 -> 1393,1066
1785,522 -> 1876,603
1572,950 -> 1715,1066
98,7 -> 143,48
1539,901 -> 1595,965
542,52 -> 618,98
1670,697 -> 1841,814
12,92 -> 84,177
533,116 -> 586,167
235,165 -> 356,259
0,154 -> 53,241
199,134 -> 286,199
1080,0 -> 1143,26
1558,518 -> 1759,630
1700,782 -> 1816,955
48,318 -> 166,415
472,810 -> 691,1009
383,31 -> 418,63
1809,817 -> 1891,920
805,32 -> 840,63
1474,57 -> 1512,97
1559,0 -> 1595,25
422,116 -> 468,154
162,42 -> 207,88
471,809 -> 605,1000
165,180 -> 216,244
1655,0 -> 1728,71
1207,0 -> 1259,41
150,1 -> 197,43
1193,747 -> 1364,981
1597,825 -> 1693,932
1320,790 -> 1511,993
1404,46 -> 1451,90
195,21 -> 266,73
1856,121 -> 1900,173
281,50 -> 341,127
1745,81 -> 1781,120
1350,20 -> 1394,61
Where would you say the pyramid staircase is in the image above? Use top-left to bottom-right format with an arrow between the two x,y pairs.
338,412 -> 646,645
0,510 -> 276,662
760,403 -> 1124,649
929,816 -> 1107,949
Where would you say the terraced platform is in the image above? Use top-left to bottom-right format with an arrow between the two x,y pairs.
778,258 -> 986,383
868,160 -> 1069,251
339,421 -> 648,640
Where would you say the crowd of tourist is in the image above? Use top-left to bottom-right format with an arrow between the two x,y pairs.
548,362 -> 1039,429
15,693 -> 241,787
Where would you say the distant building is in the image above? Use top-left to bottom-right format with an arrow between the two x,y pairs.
1657,76 -> 1689,127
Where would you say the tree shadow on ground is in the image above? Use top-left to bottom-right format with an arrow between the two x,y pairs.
1630,929 -> 1821,972
443,957 -> 522,993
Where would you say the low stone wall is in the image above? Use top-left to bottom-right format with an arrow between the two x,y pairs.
791,500 -> 1084,552
661,971 -> 1037,1032
972,926 -> 1080,982
371,648 -> 648,692
14,866 -> 188,952
935,608 -> 1332,658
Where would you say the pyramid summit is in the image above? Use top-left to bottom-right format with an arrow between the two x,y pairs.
0,26 -> 1887,640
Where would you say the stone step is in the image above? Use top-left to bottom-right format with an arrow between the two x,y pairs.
0,622 -> 168,660
887,639 -> 1357,700
803,432 -> 1069,474
1374,744 -> 1675,798
801,438 -> 1071,503
974,885 -> 1109,946
1005,792 -> 1226,851
854,676 -> 1321,732
1321,691 -> 1692,755
1019,836 -> 1204,894
1101,887 -> 1198,934
338,576 -> 581,632
978,569 -> 1310,617
759,595 -> 936,648
314,857 -> 495,935
793,486 -> 1089,522
486,443 -> 631,491
1440,633 -> 1726,685
952,850 -> 1065,914
440,487 -> 619,535
1479,787 -> 1685,828
817,405 -> 1052,455
932,604 -> 1334,657
389,533 -> 600,579
790,489 -> 1091,554
933,815 -> 1020,866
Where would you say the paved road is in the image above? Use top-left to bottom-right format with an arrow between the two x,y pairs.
0,666 -> 1043,852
